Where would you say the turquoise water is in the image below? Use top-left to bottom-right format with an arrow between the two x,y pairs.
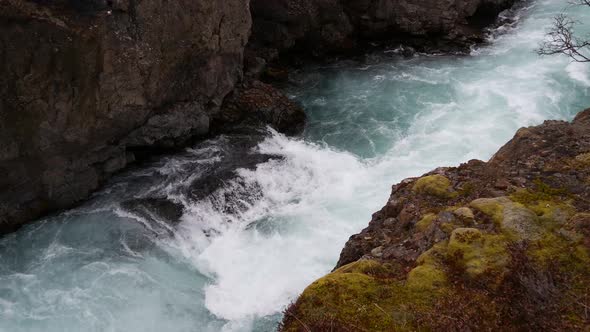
1,1 -> 589,331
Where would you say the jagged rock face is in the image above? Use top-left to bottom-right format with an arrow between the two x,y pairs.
215,80 -> 307,136
0,0 -> 517,234
250,0 -> 354,56
0,0 -> 251,233
343,0 -> 515,37
281,109 -> 590,331
249,0 -> 516,57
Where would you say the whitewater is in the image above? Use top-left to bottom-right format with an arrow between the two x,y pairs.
1,0 -> 589,331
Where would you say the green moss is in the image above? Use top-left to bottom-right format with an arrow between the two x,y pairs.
470,197 -> 543,240
527,201 -> 575,223
510,179 -> 566,204
289,269 -> 397,331
574,152 -> 590,167
334,259 -> 397,278
284,184 -> 590,331
408,243 -> 448,290
506,181 -> 590,272
416,242 -> 447,265
412,175 -> 457,199
457,181 -> 476,197
440,222 -> 461,235
416,213 -> 436,231
470,197 -> 506,224
529,231 -> 590,271
453,207 -> 475,220
284,260 -> 438,331
509,180 -> 576,226
447,228 -> 509,284
407,264 -> 447,290
449,227 -> 482,244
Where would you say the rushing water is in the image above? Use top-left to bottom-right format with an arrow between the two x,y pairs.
1,1 -> 590,331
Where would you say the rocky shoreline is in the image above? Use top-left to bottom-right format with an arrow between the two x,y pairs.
0,0 -> 517,233
281,109 -> 590,331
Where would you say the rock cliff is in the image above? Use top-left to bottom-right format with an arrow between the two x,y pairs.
281,109 -> 590,331
248,0 -> 517,59
0,0 -> 517,234
0,0 -> 254,233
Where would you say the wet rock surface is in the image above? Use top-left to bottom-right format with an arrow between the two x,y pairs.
0,0 -> 519,234
115,130 -> 282,236
281,109 -> 590,331
215,81 -> 307,136
249,0 -> 518,60
0,0 -> 252,233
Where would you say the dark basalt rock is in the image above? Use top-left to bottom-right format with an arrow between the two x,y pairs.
120,198 -> 184,225
215,80 -> 307,136
0,0 -> 251,234
249,0 -> 518,61
0,0 -> 519,235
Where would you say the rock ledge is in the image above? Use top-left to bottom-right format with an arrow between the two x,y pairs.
281,109 -> 590,331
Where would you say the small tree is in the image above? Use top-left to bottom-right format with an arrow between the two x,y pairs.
537,0 -> 590,62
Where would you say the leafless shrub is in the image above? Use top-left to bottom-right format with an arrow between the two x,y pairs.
537,2 -> 590,62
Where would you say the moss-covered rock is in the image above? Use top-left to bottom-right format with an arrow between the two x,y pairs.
470,197 -> 506,223
567,213 -> 590,235
509,180 -> 576,226
453,207 -> 475,220
406,264 -> 447,290
447,228 -> 509,284
470,197 -> 542,240
575,152 -> 590,166
412,174 -> 456,198
415,213 -> 436,231
282,260 -> 434,332
408,244 -> 448,290
282,110 -> 590,331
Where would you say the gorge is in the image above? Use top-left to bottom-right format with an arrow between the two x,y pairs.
1,0 -> 590,331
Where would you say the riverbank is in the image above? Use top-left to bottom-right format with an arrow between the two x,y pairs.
281,108 -> 590,331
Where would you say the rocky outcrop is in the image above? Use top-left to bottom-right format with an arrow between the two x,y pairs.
249,0 -> 354,57
0,0 -> 517,235
214,80 -> 306,135
281,109 -> 590,331
249,0 -> 517,59
0,0 -> 252,234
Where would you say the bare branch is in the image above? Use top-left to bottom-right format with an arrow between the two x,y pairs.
537,14 -> 590,62
568,0 -> 590,6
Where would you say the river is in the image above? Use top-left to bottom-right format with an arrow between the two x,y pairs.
0,0 -> 589,331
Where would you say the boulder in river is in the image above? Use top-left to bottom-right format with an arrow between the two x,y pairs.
215,81 -> 307,136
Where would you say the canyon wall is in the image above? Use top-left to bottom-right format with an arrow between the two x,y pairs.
248,0 -> 516,58
0,0 -> 251,233
0,0 -> 516,234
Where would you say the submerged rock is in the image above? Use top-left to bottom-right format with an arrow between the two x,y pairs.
119,198 -> 184,237
281,109 -> 590,331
